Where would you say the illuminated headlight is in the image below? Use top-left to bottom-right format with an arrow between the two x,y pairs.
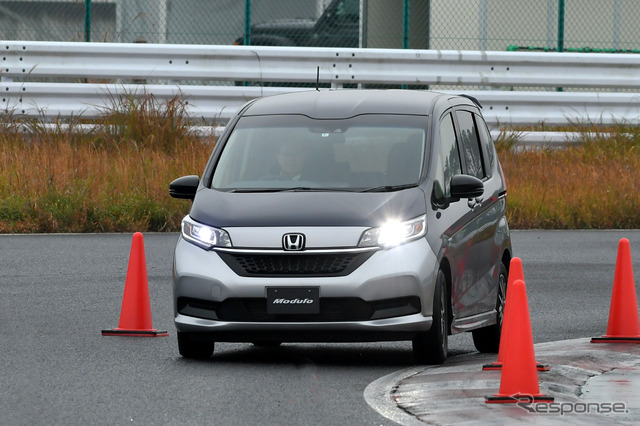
359,215 -> 426,248
181,215 -> 232,249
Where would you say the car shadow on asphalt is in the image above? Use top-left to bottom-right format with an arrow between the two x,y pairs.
180,342 -> 475,368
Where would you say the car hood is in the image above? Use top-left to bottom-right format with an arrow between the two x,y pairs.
189,187 -> 427,228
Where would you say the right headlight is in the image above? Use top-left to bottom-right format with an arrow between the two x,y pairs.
181,215 -> 232,250
358,214 -> 426,249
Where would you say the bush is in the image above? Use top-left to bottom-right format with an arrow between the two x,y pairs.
0,94 -> 212,233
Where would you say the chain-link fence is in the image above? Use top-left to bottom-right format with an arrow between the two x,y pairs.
1,0 -> 639,53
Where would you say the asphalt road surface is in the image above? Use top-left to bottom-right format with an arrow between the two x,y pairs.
1,230 -> 638,425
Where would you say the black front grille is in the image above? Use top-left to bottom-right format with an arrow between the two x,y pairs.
217,251 -> 375,277
178,296 -> 421,322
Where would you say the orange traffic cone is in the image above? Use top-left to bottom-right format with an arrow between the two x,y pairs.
102,232 -> 168,337
485,279 -> 553,403
483,258 -> 549,371
591,238 -> 640,343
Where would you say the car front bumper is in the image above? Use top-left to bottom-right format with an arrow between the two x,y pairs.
172,236 -> 439,342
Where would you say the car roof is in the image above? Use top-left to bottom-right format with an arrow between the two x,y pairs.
241,89 -> 472,119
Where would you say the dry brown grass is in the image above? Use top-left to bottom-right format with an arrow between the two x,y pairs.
0,95 -> 212,233
496,126 -> 640,228
2,95 -> 640,232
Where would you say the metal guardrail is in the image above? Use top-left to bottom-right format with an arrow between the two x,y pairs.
2,41 -> 640,130
1,83 -> 303,122
4,41 -> 640,88
4,83 -> 639,130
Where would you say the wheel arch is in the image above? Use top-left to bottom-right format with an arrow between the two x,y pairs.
438,258 -> 454,334
501,248 -> 512,273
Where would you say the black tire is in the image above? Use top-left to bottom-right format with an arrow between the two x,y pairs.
177,332 -> 215,359
472,262 -> 508,353
412,269 -> 449,365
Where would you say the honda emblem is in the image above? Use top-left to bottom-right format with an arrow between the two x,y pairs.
283,233 -> 305,251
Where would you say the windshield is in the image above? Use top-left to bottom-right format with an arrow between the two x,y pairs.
211,114 -> 427,192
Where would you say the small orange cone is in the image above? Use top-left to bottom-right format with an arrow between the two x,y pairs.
102,232 -> 168,337
485,279 -> 553,403
591,238 -> 640,344
483,258 -> 549,371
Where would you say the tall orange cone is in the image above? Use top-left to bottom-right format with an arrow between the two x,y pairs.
485,279 -> 553,403
591,238 -> 640,343
483,258 -> 549,371
102,232 -> 168,337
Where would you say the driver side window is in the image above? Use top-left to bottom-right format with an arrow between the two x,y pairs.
434,113 -> 462,200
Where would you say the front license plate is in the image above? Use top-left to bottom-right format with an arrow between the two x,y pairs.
266,287 -> 320,315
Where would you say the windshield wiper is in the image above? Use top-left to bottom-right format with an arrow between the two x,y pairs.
228,187 -> 355,193
226,188 -> 284,193
361,183 -> 418,192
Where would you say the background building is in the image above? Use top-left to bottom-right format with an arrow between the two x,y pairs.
0,0 -> 638,52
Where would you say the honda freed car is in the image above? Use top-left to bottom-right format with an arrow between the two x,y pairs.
169,89 -> 511,364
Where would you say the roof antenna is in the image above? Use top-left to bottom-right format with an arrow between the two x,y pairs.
316,66 -> 320,91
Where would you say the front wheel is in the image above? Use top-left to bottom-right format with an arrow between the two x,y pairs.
177,332 -> 215,359
412,269 -> 449,365
472,262 -> 508,353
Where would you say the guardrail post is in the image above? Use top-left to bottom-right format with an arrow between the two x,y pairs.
84,0 -> 91,42
557,0 -> 564,53
403,0 -> 410,50
244,0 -> 252,46
556,0 -> 565,92
402,0 -> 410,89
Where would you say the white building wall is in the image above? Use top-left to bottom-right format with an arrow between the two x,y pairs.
1,0 -> 639,51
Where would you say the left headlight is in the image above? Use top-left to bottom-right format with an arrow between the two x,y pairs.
358,215 -> 426,248
181,215 -> 232,250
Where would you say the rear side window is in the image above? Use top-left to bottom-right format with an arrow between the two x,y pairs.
455,111 -> 485,180
476,115 -> 496,178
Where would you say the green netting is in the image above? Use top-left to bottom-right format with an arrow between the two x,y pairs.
0,0 -> 638,53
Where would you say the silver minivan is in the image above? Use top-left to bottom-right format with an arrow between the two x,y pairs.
169,89 -> 511,364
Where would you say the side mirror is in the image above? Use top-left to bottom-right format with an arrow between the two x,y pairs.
169,175 -> 200,200
450,174 -> 484,202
